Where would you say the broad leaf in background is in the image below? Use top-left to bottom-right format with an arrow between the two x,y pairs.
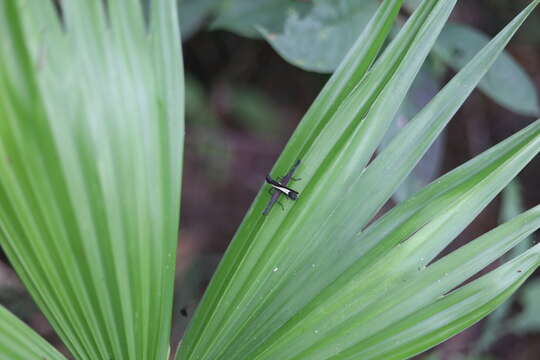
212,0 -> 312,38
0,1 -> 183,359
433,23 -> 540,117
260,0 -> 380,73
178,0 -> 222,40
177,1 -> 540,359
211,0 -> 539,116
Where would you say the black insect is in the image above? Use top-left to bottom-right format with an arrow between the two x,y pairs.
263,159 -> 301,215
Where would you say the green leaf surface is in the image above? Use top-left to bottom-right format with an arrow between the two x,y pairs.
344,243 -> 540,360
178,0 -> 222,40
212,0 -> 312,38
180,0 -> 448,357
0,1 -> 184,359
433,23 -> 540,116
225,0 -> 539,118
248,116 -> 540,360
260,0 -> 380,73
178,1 -> 540,359
471,180 -> 531,354
0,305 -> 66,360
381,65 -> 443,203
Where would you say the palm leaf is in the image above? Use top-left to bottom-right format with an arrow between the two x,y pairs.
177,0 -> 540,359
2,0 -> 539,359
0,1 -> 183,359
0,305 -> 66,360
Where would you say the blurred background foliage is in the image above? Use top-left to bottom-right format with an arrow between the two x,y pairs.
1,0 -> 540,358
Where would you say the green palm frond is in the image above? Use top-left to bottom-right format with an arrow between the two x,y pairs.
177,1 -> 540,359
1,0 -> 539,360
0,305 -> 65,360
0,0 -> 183,359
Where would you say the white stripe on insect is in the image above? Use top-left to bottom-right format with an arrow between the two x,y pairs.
270,184 -> 294,196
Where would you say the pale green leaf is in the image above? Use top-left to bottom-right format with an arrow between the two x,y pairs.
177,0 -> 222,39
0,305 -> 66,360
433,23 -> 540,116
343,244 -> 540,359
261,0 -> 380,73
0,1 -> 184,359
381,65 -> 443,203
220,0 -> 540,118
177,1 -> 540,359
472,180 -> 532,354
212,0 -> 312,38
177,0 -> 461,358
